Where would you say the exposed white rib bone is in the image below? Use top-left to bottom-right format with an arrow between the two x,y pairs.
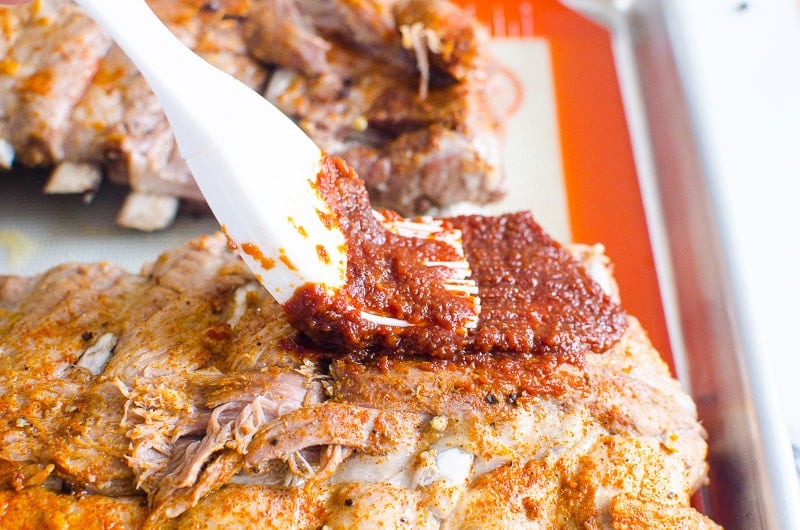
0,139 -> 14,169
45,162 -> 102,194
116,191 -> 179,232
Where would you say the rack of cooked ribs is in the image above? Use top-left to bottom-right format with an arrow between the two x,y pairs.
0,231 -> 721,528
0,0 -> 507,230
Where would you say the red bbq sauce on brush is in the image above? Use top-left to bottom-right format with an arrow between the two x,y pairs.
283,155 -> 626,361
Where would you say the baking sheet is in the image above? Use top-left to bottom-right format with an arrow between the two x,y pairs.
0,169 -> 218,274
3,1 -> 798,528
561,0 -> 800,528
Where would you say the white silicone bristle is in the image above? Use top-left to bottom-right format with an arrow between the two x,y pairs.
371,211 -> 481,332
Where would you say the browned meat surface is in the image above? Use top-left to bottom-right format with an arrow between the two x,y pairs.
0,2 -> 111,167
0,233 -> 720,528
253,0 -> 505,214
0,0 -> 506,229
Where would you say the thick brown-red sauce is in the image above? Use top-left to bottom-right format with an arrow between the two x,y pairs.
284,155 -> 627,361
451,213 -> 627,358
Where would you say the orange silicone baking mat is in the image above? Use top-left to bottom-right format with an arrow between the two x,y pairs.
457,0 -> 672,364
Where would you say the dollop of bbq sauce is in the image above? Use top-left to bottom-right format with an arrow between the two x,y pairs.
283,155 -> 627,361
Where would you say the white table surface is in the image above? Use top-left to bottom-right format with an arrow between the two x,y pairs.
665,0 -> 800,521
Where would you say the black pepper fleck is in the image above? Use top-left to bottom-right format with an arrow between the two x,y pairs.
506,393 -> 518,406
344,498 -> 354,507
270,438 -> 278,446
485,393 -> 498,405
81,331 -> 94,341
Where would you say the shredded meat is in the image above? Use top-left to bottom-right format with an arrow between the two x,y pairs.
0,233 -> 721,528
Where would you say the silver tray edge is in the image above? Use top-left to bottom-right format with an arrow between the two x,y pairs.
564,0 -> 800,528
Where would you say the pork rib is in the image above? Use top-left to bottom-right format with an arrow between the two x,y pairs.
0,233 -> 720,528
0,0 -> 507,229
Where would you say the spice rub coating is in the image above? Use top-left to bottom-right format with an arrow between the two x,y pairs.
0,234 -> 719,528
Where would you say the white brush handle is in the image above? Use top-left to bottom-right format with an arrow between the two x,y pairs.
75,0 -> 347,302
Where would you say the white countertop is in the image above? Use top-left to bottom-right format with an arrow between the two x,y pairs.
665,0 -> 800,520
